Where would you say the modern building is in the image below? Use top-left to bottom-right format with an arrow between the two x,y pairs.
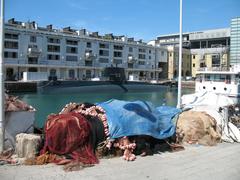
230,17 -> 240,66
4,18 -> 167,81
151,28 -> 230,79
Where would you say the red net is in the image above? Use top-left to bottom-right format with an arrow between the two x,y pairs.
40,112 -> 98,164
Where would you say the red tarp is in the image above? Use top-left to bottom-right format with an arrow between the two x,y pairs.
41,113 -> 98,164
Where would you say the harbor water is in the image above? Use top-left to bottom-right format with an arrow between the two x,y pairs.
15,86 -> 194,128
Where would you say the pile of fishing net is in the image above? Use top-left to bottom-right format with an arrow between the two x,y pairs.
26,112 -> 98,171
5,94 -> 35,112
176,111 -> 221,146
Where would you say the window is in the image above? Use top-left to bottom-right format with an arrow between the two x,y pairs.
50,69 -> 56,76
169,53 -> 172,57
113,59 -> 122,64
47,37 -> 60,44
28,44 -> 38,49
138,61 -> 145,65
5,33 -> 18,39
48,45 -> 60,52
138,54 -> 146,59
66,55 -> 78,61
149,56 -> 151,59
66,40 -> 78,45
201,41 -> 207,48
4,51 -> 17,58
99,43 -> 109,49
86,42 -> 92,48
129,47 -> 133,52
99,50 -> 109,56
66,46 -> 78,54
139,48 -> 146,53
191,41 -> 200,49
149,50 -> 152,54
114,45 -> 123,50
99,58 -> 109,63
212,55 -> 220,67
193,63 -> 195,68
4,41 -> 18,49
69,69 -> 75,79
48,54 -> 60,60
193,55 -> 195,59
30,36 -> 37,43
114,51 -> 122,58
161,51 -> 164,56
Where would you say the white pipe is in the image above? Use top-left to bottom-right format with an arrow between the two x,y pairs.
177,0 -> 183,108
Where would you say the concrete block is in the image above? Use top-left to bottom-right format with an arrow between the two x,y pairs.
15,133 -> 42,159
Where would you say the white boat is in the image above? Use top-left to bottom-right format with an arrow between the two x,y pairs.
195,67 -> 240,101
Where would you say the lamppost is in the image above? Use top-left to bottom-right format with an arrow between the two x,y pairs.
0,0 -> 4,153
177,0 -> 183,108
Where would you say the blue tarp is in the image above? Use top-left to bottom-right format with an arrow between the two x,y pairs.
97,99 -> 181,139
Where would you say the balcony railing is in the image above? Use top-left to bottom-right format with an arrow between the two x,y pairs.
197,67 -> 230,72
28,59 -> 38,64
27,47 -> 41,57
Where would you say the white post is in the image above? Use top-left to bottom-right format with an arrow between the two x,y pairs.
177,0 -> 183,108
0,0 -> 5,153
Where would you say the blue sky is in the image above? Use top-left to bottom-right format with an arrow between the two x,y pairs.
6,0 -> 240,41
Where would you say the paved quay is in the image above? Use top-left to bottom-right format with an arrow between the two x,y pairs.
0,142 -> 240,180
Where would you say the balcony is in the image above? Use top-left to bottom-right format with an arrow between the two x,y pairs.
85,52 -> 96,61
128,55 -> 138,63
197,66 -> 229,72
27,47 -> 41,57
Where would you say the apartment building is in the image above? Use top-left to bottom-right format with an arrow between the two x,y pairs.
4,18 -> 167,81
151,28 -> 230,79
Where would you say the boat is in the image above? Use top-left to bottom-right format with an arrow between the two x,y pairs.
195,67 -> 240,103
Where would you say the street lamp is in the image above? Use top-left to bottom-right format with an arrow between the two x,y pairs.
177,0 -> 183,108
0,0 -> 4,153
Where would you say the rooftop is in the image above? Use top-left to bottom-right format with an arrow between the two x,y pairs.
6,18 -> 150,46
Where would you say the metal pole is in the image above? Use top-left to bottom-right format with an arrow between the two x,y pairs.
177,0 -> 182,108
0,0 -> 5,153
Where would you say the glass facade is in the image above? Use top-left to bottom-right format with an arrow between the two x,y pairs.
230,17 -> 240,65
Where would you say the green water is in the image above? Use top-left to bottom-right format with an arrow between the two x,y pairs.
16,87 -> 194,128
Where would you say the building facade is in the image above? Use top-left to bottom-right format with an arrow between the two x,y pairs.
230,17 -> 240,66
4,18 -> 167,81
152,28 -> 230,79
167,46 -> 191,80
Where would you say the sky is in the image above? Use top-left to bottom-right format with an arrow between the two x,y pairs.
5,0 -> 240,41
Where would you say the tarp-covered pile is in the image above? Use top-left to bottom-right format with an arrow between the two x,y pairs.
34,99 -> 182,169
97,99 -> 181,139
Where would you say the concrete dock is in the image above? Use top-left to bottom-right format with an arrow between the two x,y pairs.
0,142 -> 239,180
